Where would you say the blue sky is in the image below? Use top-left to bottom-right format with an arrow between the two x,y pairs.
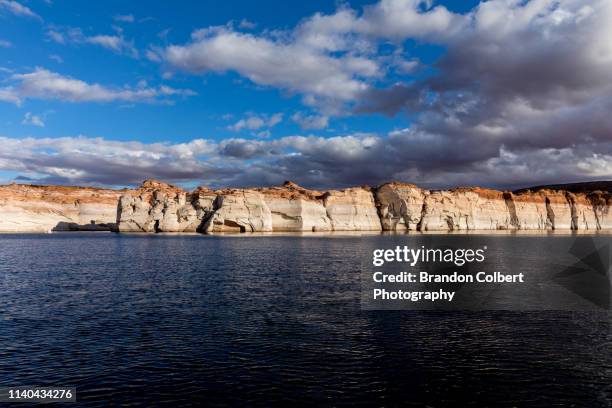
1,0 -> 478,143
0,0 -> 610,189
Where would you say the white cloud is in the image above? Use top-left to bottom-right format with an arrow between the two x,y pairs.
87,35 -> 126,51
0,68 -> 196,105
48,54 -> 63,63
145,48 -> 162,62
154,1 -> 466,112
46,27 -> 138,57
228,113 -> 283,132
291,112 -> 329,130
114,14 -> 134,23
355,0 -> 464,40
293,8 -> 362,52
21,112 -> 44,127
394,58 -> 419,74
229,117 -> 263,132
267,113 -> 283,127
238,19 -> 256,29
163,26 -> 377,106
0,39 -> 12,48
0,88 -> 20,104
46,30 -> 64,43
0,0 -> 41,20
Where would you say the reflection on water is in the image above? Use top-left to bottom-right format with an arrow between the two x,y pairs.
0,233 -> 610,407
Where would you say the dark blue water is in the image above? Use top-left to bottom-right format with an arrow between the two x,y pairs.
0,233 -> 610,407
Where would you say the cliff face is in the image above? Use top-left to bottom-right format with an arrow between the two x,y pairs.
0,184 -> 124,232
324,187 -> 381,231
2,180 -> 612,233
376,183 -> 612,231
376,183 -> 425,231
419,189 -> 513,231
116,181 -> 381,233
203,190 -> 272,233
117,180 -> 216,232
256,183 -> 331,232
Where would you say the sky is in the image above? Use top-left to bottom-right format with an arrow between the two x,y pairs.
0,0 -> 611,190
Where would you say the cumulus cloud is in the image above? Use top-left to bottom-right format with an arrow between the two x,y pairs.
0,68 -> 196,105
291,112 -> 329,130
45,30 -> 64,43
0,0 -> 41,20
21,112 -> 45,127
160,25 -> 378,110
46,27 -> 138,57
346,0 -> 612,186
354,0 -> 464,40
155,0 -> 463,112
228,113 -> 283,132
0,88 -> 20,104
393,58 -> 419,74
87,34 -> 137,57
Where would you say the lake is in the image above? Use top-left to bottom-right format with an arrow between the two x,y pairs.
0,233 -> 610,406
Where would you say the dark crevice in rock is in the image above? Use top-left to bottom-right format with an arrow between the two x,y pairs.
503,192 -> 519,229
198,195 -> 222,233
545,197 -> 555,230
564,192 -> 578,230
445,216 -> 454,232
370,186 -> 385,231
416,200 -> 428,232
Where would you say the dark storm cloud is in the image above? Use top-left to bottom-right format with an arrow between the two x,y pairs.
219,139 -> 271,159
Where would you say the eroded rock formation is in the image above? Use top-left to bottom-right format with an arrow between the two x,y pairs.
116,180 -> 382,233
376,182 -> 612,231
117,180 -> 215,232
376,183 -> 426,231
0,184 -> 125,232
323,187 -> 381,231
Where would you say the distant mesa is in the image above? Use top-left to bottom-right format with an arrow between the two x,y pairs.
515,181 -> 612,194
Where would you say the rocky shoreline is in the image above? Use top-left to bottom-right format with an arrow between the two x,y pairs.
0,179 -> 611,233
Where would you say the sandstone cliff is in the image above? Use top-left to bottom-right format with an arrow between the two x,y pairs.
116,180 -> 215,233
2,179 -> 611,233
376,182 -> 612,231
116,180 -> 381,233
0,184 -> 125,232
